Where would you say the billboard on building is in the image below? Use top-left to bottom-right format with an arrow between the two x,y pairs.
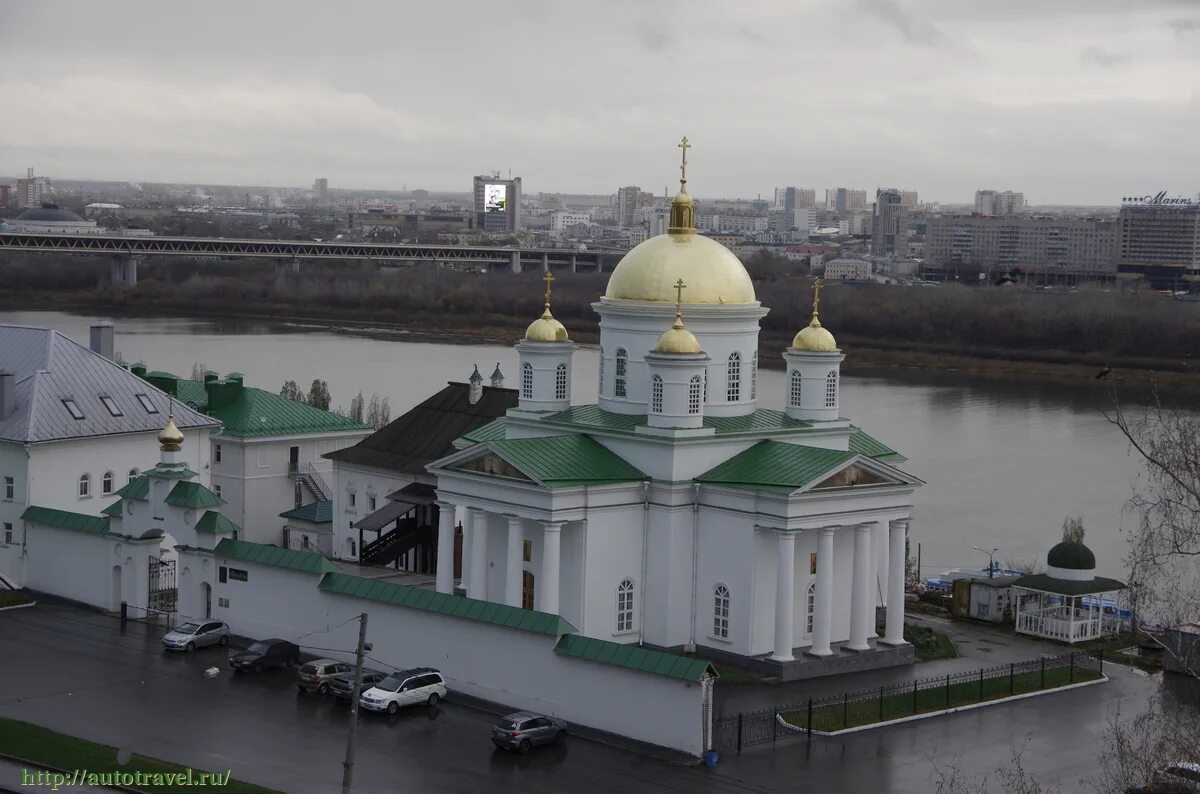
484,184 -> 507,213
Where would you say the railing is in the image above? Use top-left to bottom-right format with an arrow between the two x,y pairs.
291,462 -> 330,502
712,651 -> 1104,752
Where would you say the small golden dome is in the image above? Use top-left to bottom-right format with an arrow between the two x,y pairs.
158,413 -> 184,451
654,313 -> 703,354
525,307 -> 569,343
791,316 -> 838,352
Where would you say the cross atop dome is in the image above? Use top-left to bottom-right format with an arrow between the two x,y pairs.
677,136 -> 691,191
668,136 -> 696,235
543,270 -> 555,308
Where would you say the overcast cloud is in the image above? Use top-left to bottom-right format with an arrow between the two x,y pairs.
2,0 -> 1197,203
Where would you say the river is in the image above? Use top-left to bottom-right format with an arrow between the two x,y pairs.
1,309 -> 1147,579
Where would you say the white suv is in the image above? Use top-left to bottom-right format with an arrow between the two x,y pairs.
359,668 -> 446,714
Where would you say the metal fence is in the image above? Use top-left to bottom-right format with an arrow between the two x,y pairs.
713,650 -> 1103,752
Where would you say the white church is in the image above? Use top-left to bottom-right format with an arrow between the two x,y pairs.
366,142 -> 923,675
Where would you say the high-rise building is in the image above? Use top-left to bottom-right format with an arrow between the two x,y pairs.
974,190 -> 1025,216
825,188 -> 867,213
871,189 -> 909,257
1116,198 -> 1200,288
898,190 -> 919,211
0,185 -> 10,209
773,187 -> 817,212
616,186 -> 643,227
473,175 -> 522,233
312,178 -> 328,200
16,168 -> 50,208
924,214 -> 1115,275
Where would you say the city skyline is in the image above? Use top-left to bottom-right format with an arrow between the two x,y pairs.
2,1 -> 1198,203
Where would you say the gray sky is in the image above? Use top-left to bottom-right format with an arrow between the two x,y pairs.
2,0 -> 1198,204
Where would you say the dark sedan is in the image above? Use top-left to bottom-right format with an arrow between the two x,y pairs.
491,712 -> 568,754
228,639 -> 299,673
327,669 -> 387,701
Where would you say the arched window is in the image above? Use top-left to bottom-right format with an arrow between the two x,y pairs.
805,581 -> 817,636
521,362 -> 533,399
650,375 -> 663,414
102,471 -> 114,495
78,473 -> 91,498
789,370 -> 803,407
555,363 -> 568,400
713,584 -> 730,639
688,375 -> 702,414
616,578 -> 635,632
614,348 -> 628,398
751,352 -> 758,400
727,352 -> 741,402
128,468 -> 139,484
825,370 -> 838,408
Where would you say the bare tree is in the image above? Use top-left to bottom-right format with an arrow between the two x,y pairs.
1090,696 -> 1200,793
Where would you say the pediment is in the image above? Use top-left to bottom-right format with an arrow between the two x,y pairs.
450,451 -> 533,482
811,464 -> 893,490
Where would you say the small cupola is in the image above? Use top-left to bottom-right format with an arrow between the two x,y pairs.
468,364 -> 484,405
783,280 -> 845,423
514,272 -> 574,413
490,363 -> 505,388
158,403 -> 185,465
643,279 -> 710,430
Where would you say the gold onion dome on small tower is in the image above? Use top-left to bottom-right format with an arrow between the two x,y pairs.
158,405 -> 184,452
791,280 -> 838,352
525,271 -> 569,342
654,279 -> 703,354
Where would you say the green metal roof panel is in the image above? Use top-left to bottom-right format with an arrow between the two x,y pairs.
848,428 -> 905,462
553,634 -> 716,682
318,572 -> 575,636
279,500 -> 333,523
541,405 -> 813,436
21,506 -> 110,535
1011,573 -> 1126,596
214,538 -> 338,574
485,435 -> 646,487
194,510 -> 240,535
205,384 -> 370,438
101,500 -> 123,518
113,475 -> 150,501
165,481 -> 225,509
458,418 -> 508,445
696,441 -> 857,492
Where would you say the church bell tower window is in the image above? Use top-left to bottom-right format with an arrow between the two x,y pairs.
750,352 -> 758,400
555,363 -> 568,400
615,348 -> 628,398
726,352 -> 741,402
650,375 -> 663,414
789,370 -> 802,407
825,370 -> 838,408
522,362 -> 533,399
688,375 -> 702,414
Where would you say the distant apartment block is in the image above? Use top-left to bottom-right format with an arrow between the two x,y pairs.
925,215 -> 1116,274
16,169 -> 50,208
0,185 -> 10,208
1116,201 -> 1200,288
974,190 -> 1025,216
824,258 -> 873,281
312,178 -> 328,200
473,175 -> 522,233
871,188 -> 909,257
696,211 -> 769,234
773,186 -> 817,211
551,210 -> 591,234
898,190 -> 919,211
615,186 -> 644,227
825,187 -> 867,213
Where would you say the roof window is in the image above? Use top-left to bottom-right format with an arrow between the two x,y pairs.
100,395 -> 123,417
62,399 -> 85,420
135,394 -> 159,414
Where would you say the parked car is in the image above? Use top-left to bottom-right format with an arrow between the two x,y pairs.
228,639 -> 300,673
490,712 -> 568,754
161,620 -> 229,652
1150,762 -> 1200,792
297,659 -> 353,694
328,669 -> 387,702
359,668 -> 446,714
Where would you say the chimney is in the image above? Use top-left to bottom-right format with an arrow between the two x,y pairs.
205,373 -> 245,411
490,363 -> 504,389
0,371 -> 14,420
468,364 -> 483,405
89,322 -> 115,360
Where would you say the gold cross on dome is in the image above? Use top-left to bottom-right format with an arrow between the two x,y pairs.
543,270 -> 555,306
674,278 -> 687,312
812,279 -> 822,317
678,136 -> 691,186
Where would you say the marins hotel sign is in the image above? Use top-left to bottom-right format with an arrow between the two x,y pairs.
1121,191 -> 1200,207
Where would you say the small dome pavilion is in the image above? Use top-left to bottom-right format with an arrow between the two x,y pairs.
1011,530 -> 1127,644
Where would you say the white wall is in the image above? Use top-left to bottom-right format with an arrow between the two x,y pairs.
22,525 -> 158,611
331,461 -> 409,561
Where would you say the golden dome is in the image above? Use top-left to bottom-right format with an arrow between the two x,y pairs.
525,307 -> 569,343
654,313 -> 703,354
791,316 -> 838,352
158,411 -> 184,451
605,234 -> 756,304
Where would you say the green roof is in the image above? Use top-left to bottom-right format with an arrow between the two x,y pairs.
165,481 -> 224,509
21,506 -> 110,535
1011,573 -> 1126,596
214,538 -> 338,574
554,634 -> 717,682
481,435 -> 647,487
457,418 -> 508,446
1047,541 -> 1096,570
101,500 -> 123,518
696,441 -> 857,493
210,387 -> 370,438
194,511 -> 240,535
279,501 -> 333,524
541,405 -> 813,437
113,475 -> 150,500
848,428 -> 906,462
319,573 -> 576,636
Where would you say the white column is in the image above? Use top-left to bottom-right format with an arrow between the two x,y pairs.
435,502 -> 456,595
771,531 -> 797,662
883,519 -> 908,645
504,515 -> 523,608
870,523 -> 884,638
538,522 -> 562,615
848,522 -> 875,651
467,508 -> 489,600
807,526 -> 837,657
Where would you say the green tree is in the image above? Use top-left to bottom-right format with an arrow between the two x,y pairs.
349,391 -> 365,423
280,380 -> 304,402
307,379 -> 331,410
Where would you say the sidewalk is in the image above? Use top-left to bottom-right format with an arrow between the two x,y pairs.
715,612 -> 1089,716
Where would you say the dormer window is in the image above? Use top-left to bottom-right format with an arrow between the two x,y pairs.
62,399 -> 85,420
100,395 -> 123,417
135,393 -> 159,413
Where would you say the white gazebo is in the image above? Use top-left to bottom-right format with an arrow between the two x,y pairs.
1011,537 -> 1126,644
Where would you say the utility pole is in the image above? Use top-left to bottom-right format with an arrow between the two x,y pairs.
342,612 -> 369,794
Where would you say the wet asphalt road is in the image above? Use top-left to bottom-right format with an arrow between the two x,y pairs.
0,603 -> 1173,793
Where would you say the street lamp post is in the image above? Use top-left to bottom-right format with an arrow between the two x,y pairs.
972,546 -> 999,578
342,613 -> 369,794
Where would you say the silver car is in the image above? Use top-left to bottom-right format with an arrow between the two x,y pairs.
162,620 -> 230,652
491,711 -> 568,754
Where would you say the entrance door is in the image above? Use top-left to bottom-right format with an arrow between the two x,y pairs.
289,446 -> 300,475
202,582 -> 212,619
522,571 -> 535,610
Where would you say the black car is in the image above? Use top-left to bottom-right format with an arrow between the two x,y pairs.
228,639 -> 300,673
327,669 -> 386,701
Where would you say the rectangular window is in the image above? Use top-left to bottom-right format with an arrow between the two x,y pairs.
135,393 -> 159,414
810,553 -> 818,575
62,399 -> 85,420
218,566 -> 227,583
349,492 -> 356,508
213,484 -> 222,500
3,523 -> 12,545
368,496 -> 376,512
218,597 -> 230,608
3,477 -> 13,500
214,444 -> 222,463
228,568 -> 248,582
99,395 -> 123,417
523,540 -> 532,562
